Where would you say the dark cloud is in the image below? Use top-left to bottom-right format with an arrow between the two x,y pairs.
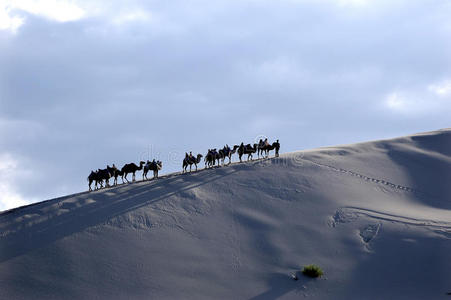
0,0 -> 450,208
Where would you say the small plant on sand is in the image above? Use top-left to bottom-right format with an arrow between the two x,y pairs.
302,264 -> 323,278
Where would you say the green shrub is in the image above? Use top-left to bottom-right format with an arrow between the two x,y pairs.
302,264 -> 323,278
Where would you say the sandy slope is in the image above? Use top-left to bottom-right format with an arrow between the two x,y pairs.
0,129 -> 450,300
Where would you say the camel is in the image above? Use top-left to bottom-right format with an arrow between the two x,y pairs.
238,143 -> 257,162
143,160 -> 163,180
205,149 -> 219,168
218,145 -> 239,165
121,161 -> 145,183
113,167 -> 124,185
87,166 -> 115,191
261,140 -> 281,158
183,154 -> 203,173
257,139 -> 266,158
87,170 -> 100,191
98,166 -> 115,187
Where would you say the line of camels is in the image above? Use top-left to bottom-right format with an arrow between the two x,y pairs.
88,139 -> 280,191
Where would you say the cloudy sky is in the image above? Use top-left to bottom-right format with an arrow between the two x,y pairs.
1,0 -> 450,210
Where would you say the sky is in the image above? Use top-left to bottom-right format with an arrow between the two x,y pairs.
0,0 -> 450,210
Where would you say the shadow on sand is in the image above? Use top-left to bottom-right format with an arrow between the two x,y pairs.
0,165 -> 244,263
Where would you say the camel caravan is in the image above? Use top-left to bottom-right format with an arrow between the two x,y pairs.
88,138 -> 280,191
88,160 -> 162,191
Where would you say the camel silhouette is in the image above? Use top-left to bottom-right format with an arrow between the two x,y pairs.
121,161 -> 145,183
238,143 -> 257,162
261,141 -> 281,158
112,167 -> 124,185
87,170 -> 100,191
218,145 -> 239,165
143,160 -> 163,180
183,154 -> 203,173
87,167 -> 115,191
205,149 -> 220,168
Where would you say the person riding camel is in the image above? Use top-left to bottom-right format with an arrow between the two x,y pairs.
189,151 -> 193,161
264,138 -> 270,147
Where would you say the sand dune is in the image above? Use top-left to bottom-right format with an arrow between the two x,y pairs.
1,129 -> 450,299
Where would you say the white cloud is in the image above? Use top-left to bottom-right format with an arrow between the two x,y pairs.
1,0 -> 85,32
13,0 -> 85,21
428,79 -> 451,96
0,153 -> 31,211
384,79 -> 451,114
0,5 -> 24,32
385,92 -> 406,111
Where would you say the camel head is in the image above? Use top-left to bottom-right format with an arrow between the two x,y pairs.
157,161 -> 163,169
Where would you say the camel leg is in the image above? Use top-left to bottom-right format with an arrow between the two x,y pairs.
195,163 -> 197,171
124,174 -> 129,183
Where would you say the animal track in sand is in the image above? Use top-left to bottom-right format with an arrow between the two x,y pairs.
301,158 -> 431,196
